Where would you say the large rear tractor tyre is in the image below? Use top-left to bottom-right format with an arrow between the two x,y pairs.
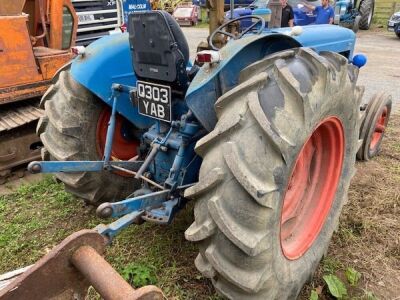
357,92 -> 392,161
37,71 -> 140,205
359,0 -> 375,30
185,48 -> 363,299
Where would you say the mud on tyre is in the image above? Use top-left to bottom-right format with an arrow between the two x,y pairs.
37,71 -> 140,205
185,48 -> 363,299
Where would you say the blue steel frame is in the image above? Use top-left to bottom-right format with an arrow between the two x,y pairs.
29,83 -> 201,240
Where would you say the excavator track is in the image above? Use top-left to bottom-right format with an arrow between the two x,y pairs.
0,101 -> 44,184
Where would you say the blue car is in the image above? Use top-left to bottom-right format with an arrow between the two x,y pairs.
226,0 -> 321,26
388,11 -> 400,38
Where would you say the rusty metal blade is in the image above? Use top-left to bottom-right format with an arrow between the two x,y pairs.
0,229 -> 164,300
0,230 -> 105,300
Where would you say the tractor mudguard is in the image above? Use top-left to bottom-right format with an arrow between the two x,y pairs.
70,33 -> 154,129
185,25 -> 355,132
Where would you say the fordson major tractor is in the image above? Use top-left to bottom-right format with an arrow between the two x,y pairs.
0,0 -> 392,299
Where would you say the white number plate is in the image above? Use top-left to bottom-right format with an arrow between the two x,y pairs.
388,21 -> 394,26
78,14 -> 95,23
137,81 -> 172,122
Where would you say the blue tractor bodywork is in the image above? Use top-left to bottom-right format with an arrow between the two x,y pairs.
70,25 -> 355,132
70,34 -> 154,129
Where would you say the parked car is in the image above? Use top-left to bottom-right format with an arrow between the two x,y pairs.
173,3 -> 201,26
388,11 -> 400,38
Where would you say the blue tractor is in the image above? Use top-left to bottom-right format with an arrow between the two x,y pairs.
226,0 -> 375,31
225,0 -> 319,26
26,6 -> 391,299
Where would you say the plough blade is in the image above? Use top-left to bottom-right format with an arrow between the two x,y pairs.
0,230 -> 163,300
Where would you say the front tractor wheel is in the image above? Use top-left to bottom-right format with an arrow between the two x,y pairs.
185,48 -> 362,299
37,71 -> 140,205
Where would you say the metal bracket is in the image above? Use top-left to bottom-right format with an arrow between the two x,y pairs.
95,211 -> 145,241
142,198 -> 180,224
0,230 -> 163,300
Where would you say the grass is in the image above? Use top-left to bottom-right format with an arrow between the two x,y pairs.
1,113 -> 399,299
0,176 -> 99,272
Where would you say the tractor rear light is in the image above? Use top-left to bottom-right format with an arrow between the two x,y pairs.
120,23 -> 127,33
71,46 -> 86,56
196,50 -> 221,64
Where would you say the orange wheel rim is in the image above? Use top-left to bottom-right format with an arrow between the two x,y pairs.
96,108 -> 140,177
280,117 -> 345,260
369,106 -> 388,151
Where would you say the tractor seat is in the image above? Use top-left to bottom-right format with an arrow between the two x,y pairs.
128,11 -> 190,89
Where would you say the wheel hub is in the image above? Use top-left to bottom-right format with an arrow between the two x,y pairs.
96,108 -> 140,177
280,117 -> 345,260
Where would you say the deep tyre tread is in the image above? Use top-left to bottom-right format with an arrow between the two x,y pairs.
186,48 -> 361,299
359,0 -> 374,30
38,71 -> 140,204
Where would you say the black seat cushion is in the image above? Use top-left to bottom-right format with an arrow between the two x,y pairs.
128,11 -> 190,84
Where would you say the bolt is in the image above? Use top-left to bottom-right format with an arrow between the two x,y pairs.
31,163 -> 42,173
96,203 -> 113,218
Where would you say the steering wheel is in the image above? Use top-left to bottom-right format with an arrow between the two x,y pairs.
209,15 -> 266,50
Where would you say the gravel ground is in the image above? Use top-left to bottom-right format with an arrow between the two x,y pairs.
181,27 -> 400,109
